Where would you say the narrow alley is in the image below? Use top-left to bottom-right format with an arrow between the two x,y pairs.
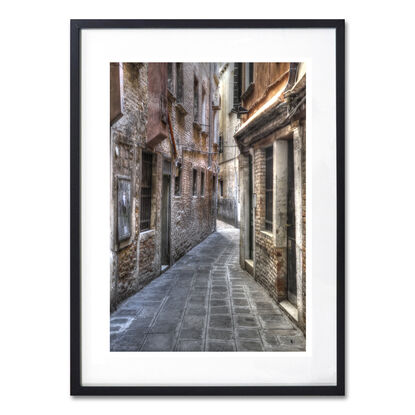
110,221 -> 305,352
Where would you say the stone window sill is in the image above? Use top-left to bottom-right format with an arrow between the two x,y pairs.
241,82 -> 255,101
175,102 -> 187,115
139,229 -> 155,241
260,229 -> 273,239
167,89 -> 176,102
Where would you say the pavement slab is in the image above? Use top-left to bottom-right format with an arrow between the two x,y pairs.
110,223 -> 305,351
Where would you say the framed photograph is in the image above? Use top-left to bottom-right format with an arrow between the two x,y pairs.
71,19 -> 345,395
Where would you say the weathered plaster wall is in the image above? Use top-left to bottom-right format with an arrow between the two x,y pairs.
217,63 -> 240,227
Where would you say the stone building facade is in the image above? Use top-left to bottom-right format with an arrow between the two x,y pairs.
232,63 -> 307,332
216,63 -> 240,227
110,62 -> 219,311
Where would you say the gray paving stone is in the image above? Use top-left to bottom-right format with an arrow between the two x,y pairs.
210,299 -> 229,307
233,306 -> 252,314
176,340 -> 203,351
208,329 -> 234,341
210,305 -> 231,315
209,315 -> 232,329
232,298 -> 250,307
235,315 -> 259,327
236,328 -> 261,339
210,293 -> 228,300
180,327 -> 204,340
207,340 -> 236,351
258,314 -> 293,330
186,306 -> 208,316
236,340 -> 264,351
148,320 -> 181,334
141,333 -> 176,351
182,315 -> 206,329
128,317 -> 153,330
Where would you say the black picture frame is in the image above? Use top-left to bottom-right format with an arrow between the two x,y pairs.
70,19 -> 345,396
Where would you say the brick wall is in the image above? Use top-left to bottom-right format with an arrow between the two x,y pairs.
252,148 -> 286,303
110,63 -> 147,310
110,62 -> 218,310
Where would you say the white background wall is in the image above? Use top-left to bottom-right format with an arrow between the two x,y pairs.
1,0 -> 414,413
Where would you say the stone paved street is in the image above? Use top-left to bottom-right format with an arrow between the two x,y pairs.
110,222 -> 305,351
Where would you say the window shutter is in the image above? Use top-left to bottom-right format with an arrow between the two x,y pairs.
233,63 -> 242,109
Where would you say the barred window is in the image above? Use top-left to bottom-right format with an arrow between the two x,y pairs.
265,146 -> 273,231
219,179 -> 224,197
174,166 -> 181,196
167,63 -> 174,93
192,169 -> 198,196
233,63 -> 242,109
193,77 -> 199,121
200,170 -> 205,196
140,152 -> 153,231
176,63 -> 183,103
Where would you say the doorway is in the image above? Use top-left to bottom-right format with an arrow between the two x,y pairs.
161,160 -> 171,268
287,139 -> 297,305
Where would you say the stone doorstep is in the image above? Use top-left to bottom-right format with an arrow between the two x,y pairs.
279,299 -> 299,322
244,259 -> 254,276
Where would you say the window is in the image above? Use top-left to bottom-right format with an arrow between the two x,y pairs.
201,88 -> 207,130
167,63 -> 174,93
193,77 -> 199,121
174,165 -> 181,196
265,146 -> 273,231
110,62 -> 123,124
218,134 -> 223,153
176,63 -> 183,103
244,62 -> 254,91
212,175 -> 216,195
192,169 -> 198,196
233,63 -> 242,110
117,177 -> 131,242
140,152 -> 153,231
200,171 -> 205,196
249,62 -> 254,84
219,179 -> 224,197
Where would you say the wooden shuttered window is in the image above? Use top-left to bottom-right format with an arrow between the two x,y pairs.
233,62 -> 242,109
